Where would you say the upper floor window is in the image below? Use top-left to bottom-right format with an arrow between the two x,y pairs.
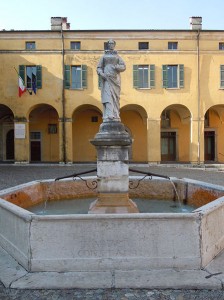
19,65 -> 42,93
219,43 -> 224,50
168,42 -> 178,50
162,65 -> 184,89
26,41 -> 36,50
138,42 -> 149,50
70,41 -> 81,50
133,65 -> 155,89
220,65 -> 224,88
64,65 -> 87,89
104,42 -> 108,50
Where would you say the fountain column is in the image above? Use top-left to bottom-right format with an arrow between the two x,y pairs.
89,120 -> 138,213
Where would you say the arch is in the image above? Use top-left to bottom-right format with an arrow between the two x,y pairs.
29,104 -> 59,162
28,103 -> 60,119
161,104 -> 192,124
0,104 -> 14,161
72,104 -> 103,162
160,104 -> 191,162
204,105 -> 224,162
120,104 -> 148,162
121,104 -> 148,121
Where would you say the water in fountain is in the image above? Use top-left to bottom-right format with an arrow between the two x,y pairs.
28,197 -> 195,215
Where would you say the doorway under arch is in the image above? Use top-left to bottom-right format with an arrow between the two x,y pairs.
0,104 -> 14,162
160,105 -> 191,162
204,105 -> 224,162
29,104 -> 59,162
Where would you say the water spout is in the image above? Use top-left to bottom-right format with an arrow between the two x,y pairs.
169,180 -> 182,208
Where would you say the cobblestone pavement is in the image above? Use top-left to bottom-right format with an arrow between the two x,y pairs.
1,287 -> 224,300
0,163 -> 224,299
0,163 -> 224,190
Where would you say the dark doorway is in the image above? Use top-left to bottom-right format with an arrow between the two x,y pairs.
30,132 -> 41,162
204,131 -> 215,161
6,129 -> 14,160
30,141 -> 41,161
161,131 -> 176,161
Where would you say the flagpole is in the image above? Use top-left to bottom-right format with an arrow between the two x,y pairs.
14,66 -> 19,76
14,67 -> 32,95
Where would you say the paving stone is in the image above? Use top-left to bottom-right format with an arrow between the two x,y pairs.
0,247 -> 27,288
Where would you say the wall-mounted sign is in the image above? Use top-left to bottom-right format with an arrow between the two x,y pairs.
15,123 -> 26,139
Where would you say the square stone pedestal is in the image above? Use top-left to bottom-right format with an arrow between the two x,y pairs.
89,121 -> 139,214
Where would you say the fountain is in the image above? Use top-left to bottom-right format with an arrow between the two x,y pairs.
0,40 -> 224,280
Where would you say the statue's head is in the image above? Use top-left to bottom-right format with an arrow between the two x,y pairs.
107,39 -> 116,50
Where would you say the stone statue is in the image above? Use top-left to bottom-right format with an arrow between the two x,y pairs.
97,39 -> 126,122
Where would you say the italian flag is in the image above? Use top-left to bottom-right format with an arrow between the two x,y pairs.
18,76 -> 26,97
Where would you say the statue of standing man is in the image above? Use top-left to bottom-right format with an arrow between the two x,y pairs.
97,40 -> 126,122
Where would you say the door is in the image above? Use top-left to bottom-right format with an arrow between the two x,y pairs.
161,132 -> 176,161
6,129 -> 14,160
30,132 -> 41,162
204,131 -> 215,161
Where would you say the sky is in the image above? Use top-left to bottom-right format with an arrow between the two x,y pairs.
1,0 -> 224,31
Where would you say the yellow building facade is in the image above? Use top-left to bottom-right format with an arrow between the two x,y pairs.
0,17 -> 224,164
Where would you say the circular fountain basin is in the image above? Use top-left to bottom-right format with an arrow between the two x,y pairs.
0,176 -> 224,273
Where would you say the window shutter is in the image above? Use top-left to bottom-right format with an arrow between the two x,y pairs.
179,64 -> 184,88
82,65 -> 87,88
162,65 -> 168,88
64,65 -> 70,89
133,65 -> 139,88
98,75 -> 102,89
220,65 -> 224,88
150,64 -> 155,88
19,65 -> 25,82
36,65 -> 42,89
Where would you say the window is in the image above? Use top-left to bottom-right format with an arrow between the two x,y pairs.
48,124 -> 57,134
168,42 -> 178,50
133,65 -> 155,89
219,43 -> 224,50
30,132 -> 41,140
70,41 -> 81,50
161,110 -> 171,128
162,65 -> 184,89
104,42 -> 108,50
98,75 -> 103,89
64,65 -> 87,89
19,65 -> 42,91
220,65 -> 224,88
91,116 -> 98,122
204,111 -> 209,127
139,42 -> 149,50
26,42 -> 36,50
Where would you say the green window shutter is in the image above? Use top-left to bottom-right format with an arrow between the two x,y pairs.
98,74 -> 102,89
36,65 -> 42,89
64,65 -> 70,89
82,65 -> 87,88
162,65 -> 168,88
133,65 -> 139,88
19,65 -> 25,82
179,64 -> 184,88
220,65 -> 224,88
150,64 -> 155,88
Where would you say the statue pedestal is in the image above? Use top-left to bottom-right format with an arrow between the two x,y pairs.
89,121 -> 139,214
